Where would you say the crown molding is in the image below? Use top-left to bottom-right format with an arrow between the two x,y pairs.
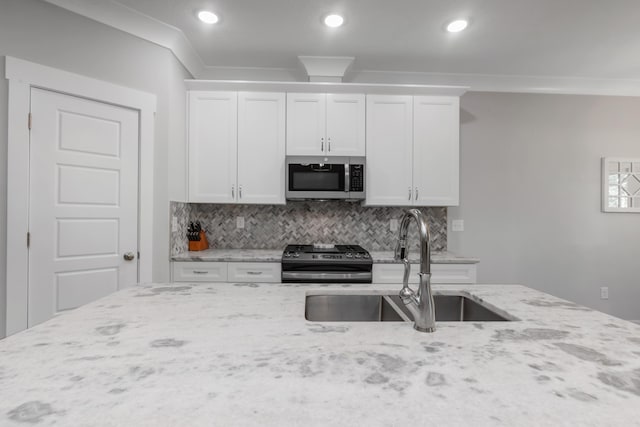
43,0 -> 640,96
185,79 -> 468,96
42,0 -> 203,76
196,66 -> 640,96
349,69 -> 640,97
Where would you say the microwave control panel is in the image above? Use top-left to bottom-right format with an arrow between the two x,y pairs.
350,165 -> 364,192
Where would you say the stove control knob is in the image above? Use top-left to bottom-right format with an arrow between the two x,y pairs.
346,252 -> 353,258
363,253 -> 370,258
355,253 -> 362,258
293,253 -> 300,258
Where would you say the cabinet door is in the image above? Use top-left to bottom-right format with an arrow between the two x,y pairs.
188,91 -> 238,202
413,96 -> 460,206
237,92 -> 286,204
326,93 -> 366,156
286,93 -> 326,155
365,95 -> 414,206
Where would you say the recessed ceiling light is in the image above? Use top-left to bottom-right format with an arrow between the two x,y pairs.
324,14 -> 344,28
198,10 -> 219,24
446,19 -> 468,33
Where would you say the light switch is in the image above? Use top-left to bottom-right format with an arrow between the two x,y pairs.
451,219 -> 464,232
390,219 -> 399,232
236,217 -> 245,229
171,217 -> 178,232
600,287 -> 609,300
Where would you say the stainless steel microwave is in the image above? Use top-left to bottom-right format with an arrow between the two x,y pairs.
286,156 -> 365,200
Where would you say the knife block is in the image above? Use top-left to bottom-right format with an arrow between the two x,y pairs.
188,231 -> 209,251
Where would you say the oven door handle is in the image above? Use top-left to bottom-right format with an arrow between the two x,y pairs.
281,271 -> 372,281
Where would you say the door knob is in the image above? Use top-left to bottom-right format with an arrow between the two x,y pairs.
123,252 -> 136,261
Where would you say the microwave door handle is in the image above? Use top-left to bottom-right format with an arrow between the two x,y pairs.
345,163 -> 350,192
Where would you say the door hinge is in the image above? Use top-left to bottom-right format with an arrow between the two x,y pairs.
28,113 -> 32,130
27,232 -> 30,248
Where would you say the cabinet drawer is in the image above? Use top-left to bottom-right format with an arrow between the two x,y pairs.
173,262 -> 228,282
227,262 -> 281,283
372,263 -> 419,284
372,263 -> 476,284
431,264 -> 477,284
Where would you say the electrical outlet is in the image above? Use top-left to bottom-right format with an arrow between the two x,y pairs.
600,287 -> 609,300
451,219 -> 464,232
171,217 -> 178,232
390,219 -> 398,232
236,216 -> 245,229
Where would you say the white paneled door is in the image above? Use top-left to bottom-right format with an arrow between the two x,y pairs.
28,88 -> 139,327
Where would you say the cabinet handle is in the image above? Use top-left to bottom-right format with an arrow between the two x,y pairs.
193,270 -> 208,274
408,187 -> 412,201
328,137 -> 331,152
232,185 -> 235,199
239,185 -> 242,199
321,137 -> 324,152
415,187 -> 419,200
246,271 -> 263,275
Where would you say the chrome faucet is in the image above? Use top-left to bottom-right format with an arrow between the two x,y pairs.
394,209 -> 436,332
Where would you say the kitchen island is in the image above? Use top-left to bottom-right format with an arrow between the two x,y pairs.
1,282 -> 639,426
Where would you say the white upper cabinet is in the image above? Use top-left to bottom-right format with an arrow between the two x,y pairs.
413,96 -> 460,206
188,91 -> 237,203
365,95 -> 414,205
286,93 -> 365,156
187,91 -> 285,204
365,95 -> 460,206
325,94 -> 366,156
285,93 -> 325,155
237,92 -> 286,204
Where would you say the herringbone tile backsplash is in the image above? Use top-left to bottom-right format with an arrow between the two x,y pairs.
171,201 -> 447,254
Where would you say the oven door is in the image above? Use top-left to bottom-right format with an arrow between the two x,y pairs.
286,156 -> 349,199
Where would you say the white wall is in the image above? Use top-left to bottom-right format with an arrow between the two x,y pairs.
0,0 -> 191,337
449,92 -> 640,320
0,57 -> 7,338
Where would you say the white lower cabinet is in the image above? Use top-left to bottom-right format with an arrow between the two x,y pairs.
173,261 -> 474,284
227,263 -> 281,283
173,262 -> 228,282
372,263 -> 477,284
172,262 -> 281,283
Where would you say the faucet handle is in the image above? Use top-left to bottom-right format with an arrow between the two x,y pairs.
400,259 -> 418,305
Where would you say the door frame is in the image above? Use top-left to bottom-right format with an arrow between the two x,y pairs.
5,56 -> 156,335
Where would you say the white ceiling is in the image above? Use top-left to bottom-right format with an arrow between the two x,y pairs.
43,0 -> 640,94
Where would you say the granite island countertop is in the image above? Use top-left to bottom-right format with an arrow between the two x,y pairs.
1,282 -> 639,426
171,248 -> 479,264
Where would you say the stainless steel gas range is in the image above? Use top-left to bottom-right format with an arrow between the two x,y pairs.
281,244 -> 373,283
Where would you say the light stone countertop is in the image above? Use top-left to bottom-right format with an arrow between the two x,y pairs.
171,248 -> 479,264
370,250 -> 479,264
172,248 -> 284,262
1,282 -> 639,426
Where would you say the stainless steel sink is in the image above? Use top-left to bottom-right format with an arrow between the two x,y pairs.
305,293 -> 513,322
